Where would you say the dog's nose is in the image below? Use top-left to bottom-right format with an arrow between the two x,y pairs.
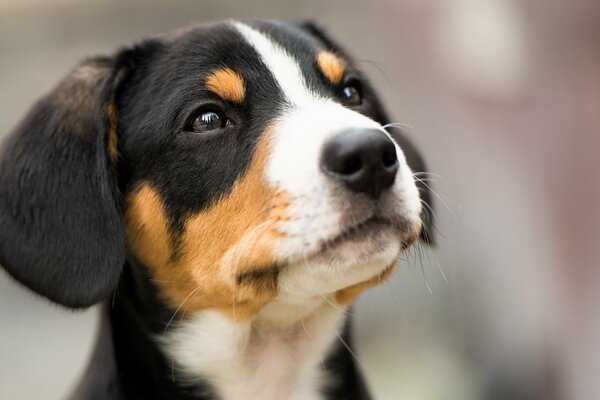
320,128 -> 399,198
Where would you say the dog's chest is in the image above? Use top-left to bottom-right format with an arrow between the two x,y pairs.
160,302 -> 345,400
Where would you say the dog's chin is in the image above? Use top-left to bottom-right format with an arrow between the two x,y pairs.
275,221 -> 415,303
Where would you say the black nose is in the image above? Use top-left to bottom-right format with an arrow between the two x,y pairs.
320,128 -> 399,198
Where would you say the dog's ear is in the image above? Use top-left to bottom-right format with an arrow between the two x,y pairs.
299,21 -> 344,54
299,21 -> 435,244
0,56 -> 129,308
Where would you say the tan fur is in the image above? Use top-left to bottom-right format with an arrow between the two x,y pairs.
105,99 -> 119,163
316,51 -> 345,85
124,128 -> 286,321
205,67 -> 246,103
125,185 -> 173,271
335,263 -> 398,307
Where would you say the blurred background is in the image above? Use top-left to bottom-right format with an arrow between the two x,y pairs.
1,0 -> 599,399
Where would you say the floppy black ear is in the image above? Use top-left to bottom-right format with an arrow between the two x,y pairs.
0,57 -> 127,308
299,21 -> 435,244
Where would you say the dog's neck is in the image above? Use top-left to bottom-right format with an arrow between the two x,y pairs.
160,300 -> 346,400
72,261 -> 372,400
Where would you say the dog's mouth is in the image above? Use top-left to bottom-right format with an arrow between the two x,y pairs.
312,214 -> 419,259
318,215 -> 393,251
232,213 -> 421,290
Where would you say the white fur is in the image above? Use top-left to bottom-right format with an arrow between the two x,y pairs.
232,21 -> 321,107
161,303 -> 346,400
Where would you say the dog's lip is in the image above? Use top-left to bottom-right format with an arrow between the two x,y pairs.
236,215 -> 418,281
315,215 -> 401,255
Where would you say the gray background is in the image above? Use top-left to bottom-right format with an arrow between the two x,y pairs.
1,0 -> 599,399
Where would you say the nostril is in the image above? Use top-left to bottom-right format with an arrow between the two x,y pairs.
341,155 -> 362,175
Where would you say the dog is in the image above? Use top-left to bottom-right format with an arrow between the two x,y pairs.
0,19 -> 433,400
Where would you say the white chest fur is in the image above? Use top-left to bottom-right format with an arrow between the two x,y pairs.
159,300 -> 347,400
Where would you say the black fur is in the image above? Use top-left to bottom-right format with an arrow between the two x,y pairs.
0,20 -> 434,399
0,57 -> 126,308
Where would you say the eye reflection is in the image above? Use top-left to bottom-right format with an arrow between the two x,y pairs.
341,84 -> 362,106
191,111 -> 228,133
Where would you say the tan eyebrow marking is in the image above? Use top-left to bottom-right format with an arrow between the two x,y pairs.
316,51 -> 345,85
205,67 -> 246,103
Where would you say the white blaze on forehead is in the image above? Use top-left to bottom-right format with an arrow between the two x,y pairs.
231,21 -> 319,107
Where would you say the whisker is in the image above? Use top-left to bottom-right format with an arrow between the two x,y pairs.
420,199 -> 438,236
334,330 -> 365,370
413,171 -> 443,178
164,285 -> 202,331
301,318 -> 311,337
420,198 -> 448,241
431,249 -> 448,284
382,122 -> 415,131
403,244 -> 416,268
341,29 -> 386,47
413,176 -> 457,222
414,241 -> 432,295
420,260 -> 433,295
354,59 -> 390,84
320,293 -> 353,317
419,204 -> 436,243
414,177 -> 437,183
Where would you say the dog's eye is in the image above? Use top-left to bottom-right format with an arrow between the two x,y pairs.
341,83 -> 362,106
190,111 -> 229,133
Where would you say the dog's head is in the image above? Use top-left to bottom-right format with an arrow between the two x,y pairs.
0,20 -> 433,317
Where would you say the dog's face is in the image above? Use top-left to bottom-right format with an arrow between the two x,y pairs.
0,20 -> 432,317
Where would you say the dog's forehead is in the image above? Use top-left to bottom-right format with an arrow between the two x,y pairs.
168,20 -> 323,66
155,20 -> 343,100
243,20 -> 324,57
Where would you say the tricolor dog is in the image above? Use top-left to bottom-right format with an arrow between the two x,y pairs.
0,20 -> 433,400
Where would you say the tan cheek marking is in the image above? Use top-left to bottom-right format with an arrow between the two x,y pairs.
316,51 -> 345,85
105,99 -> 119,163
335,263 -> 398,307
125,127 -> 286,321
205,67 -> 246,103
125,185 -> 172,272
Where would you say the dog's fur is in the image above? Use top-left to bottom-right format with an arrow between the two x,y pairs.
0,20 -> 433,400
